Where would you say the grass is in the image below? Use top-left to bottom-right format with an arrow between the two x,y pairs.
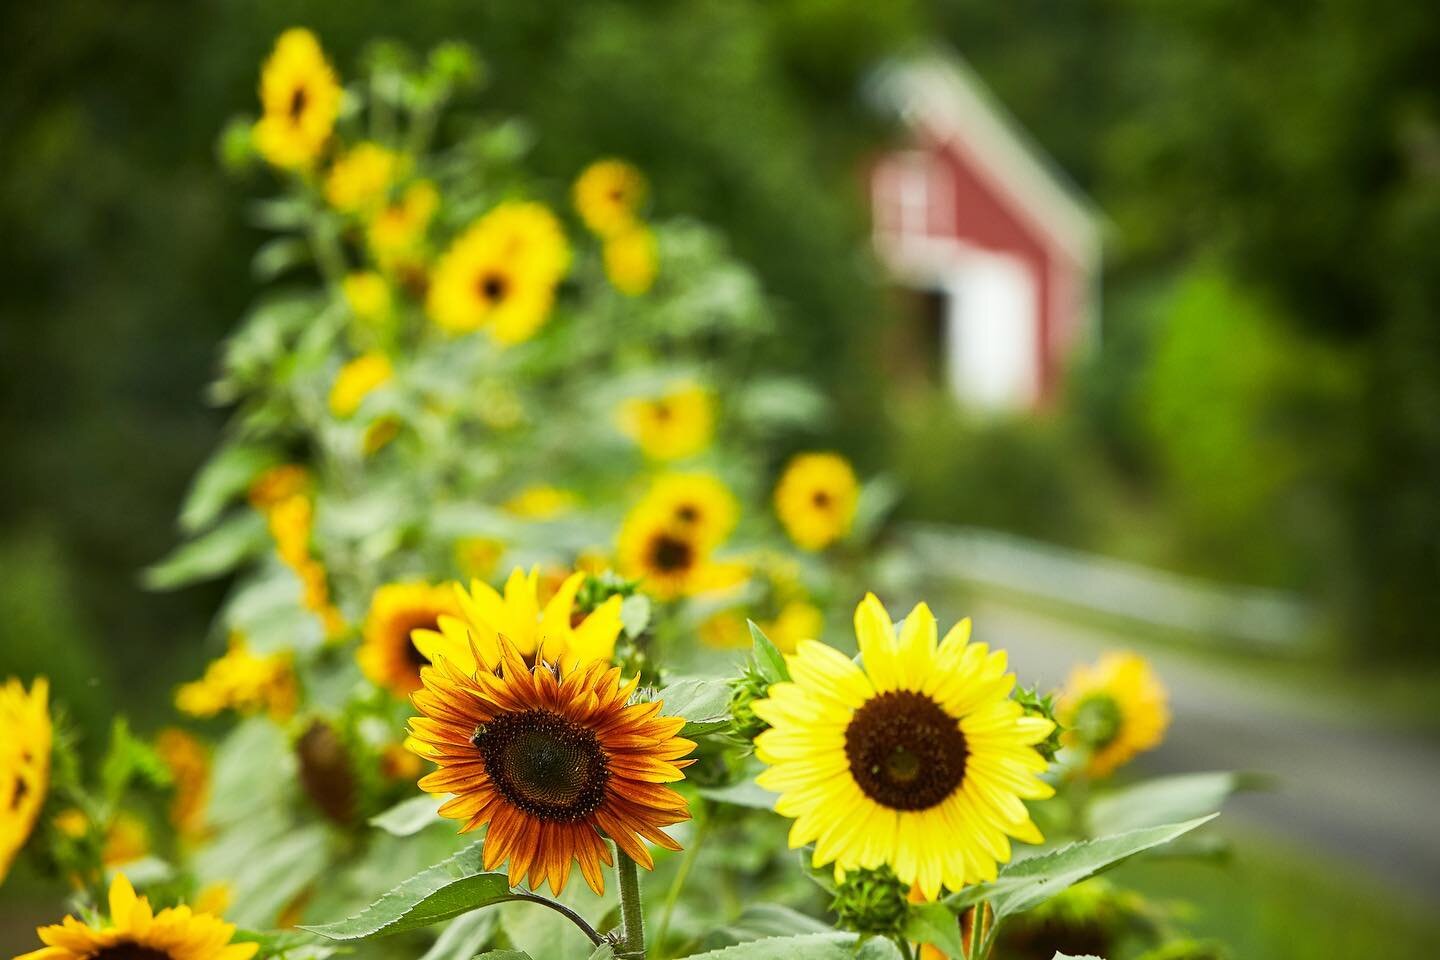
1113,826 -> 1440,959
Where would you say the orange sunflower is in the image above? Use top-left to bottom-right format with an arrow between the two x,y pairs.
408,639 -> 694,895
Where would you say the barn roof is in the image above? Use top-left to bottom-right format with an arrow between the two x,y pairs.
868,51 -> 1102,269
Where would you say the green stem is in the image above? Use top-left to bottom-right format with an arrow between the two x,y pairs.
654,802 -> 709,957
895,937 -> 916,960
615,845 -> 646,959
495,894 -> 604,946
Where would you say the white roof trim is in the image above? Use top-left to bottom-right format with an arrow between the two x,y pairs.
869,53 -> 1102,269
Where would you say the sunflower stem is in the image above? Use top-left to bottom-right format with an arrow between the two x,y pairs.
496,894 -> 605,947
615,846 -> 646,959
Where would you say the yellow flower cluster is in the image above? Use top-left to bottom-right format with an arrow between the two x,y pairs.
325,142 -> 401,214
428,201 -> 570,343
328,351 -> 394,418
368,181 -> 439,273
0,676 -> 50,884
618,472 -> 745,600
252,480 -> 346,638
154,728 -> 211,842
573,159 -> 658,295
175,636 -> 297,720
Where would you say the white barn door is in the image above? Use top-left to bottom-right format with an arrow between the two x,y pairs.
944,251 -> 1038,411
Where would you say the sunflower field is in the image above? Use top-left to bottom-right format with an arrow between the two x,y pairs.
1,31 -> 1249,960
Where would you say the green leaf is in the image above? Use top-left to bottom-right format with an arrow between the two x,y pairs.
232,929 -> 336,960
301,842 -> 516,940
657,678 -> 734,737
847,474 -> 902,546
252,236 -> 312,281
143,511 -> 268,590
370,794 -> 445,837
180,444 -> 279,534
697,778 -> 778,811
944,815 -> 1218,920
1087,772 -> 1260,836
586,945 -> 615,960
472,953 -> 532,960
903,901 -> 963,959
419,910 -> 499,960
680,932 -> 901,959
101,718 -> 172,804
707,904 -> 830,947
620,594 -> 651,639
747,621 -> 788,684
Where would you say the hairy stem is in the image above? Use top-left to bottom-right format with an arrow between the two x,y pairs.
615,846 -> 646,959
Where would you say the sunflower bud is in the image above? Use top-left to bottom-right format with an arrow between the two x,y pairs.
728,659 -> 772,742
829,866 -> 909,938
1013,684 -> 1064,762
296,720 -> 358,826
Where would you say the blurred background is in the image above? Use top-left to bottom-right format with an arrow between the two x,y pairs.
3,0 -> 1439,956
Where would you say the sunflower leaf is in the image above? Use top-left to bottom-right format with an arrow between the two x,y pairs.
143,511 -> 269,590
677,932 -> 902,958
697,777 -> 778,811
370,793 -> 445,837
179,443 -> 279,534
747,621 -> 788,683
301,842 -> 516,940
657,677 -> 734,737
472,953 -> 533,960
902,901 -> 963,958
942,815 -> 1219,920
1086,772 -> 1262,836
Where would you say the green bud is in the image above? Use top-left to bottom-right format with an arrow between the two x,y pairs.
1013,684 -> 1064,762
728,658 -> 772,742
829,865 -> 909,938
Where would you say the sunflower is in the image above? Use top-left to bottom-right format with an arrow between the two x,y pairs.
759,599 -> 824,654
15,872 -> 257,960
619,383 -> 714,461
603,225 -> 658,296
753,595 -> 1054,899
325,142 -> 400,214
368,181 -> 439,269
573,159 -> 647,237
155,728 -> 210,841
616,503 -> 746,600
1,676 -> 50,884
408,638 -> 694,895
638,472 -> 737,548
427,201 -> 570,343
175,637 -> 296,720
1058,652 -> 1170,778
253,29 -> 341,170
774,452 -> 859,551
412,567 -> 624,673
329,352 -> 394,418
358,581 -> 464,698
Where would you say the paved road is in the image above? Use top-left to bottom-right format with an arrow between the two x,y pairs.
960,598 -> 1440,897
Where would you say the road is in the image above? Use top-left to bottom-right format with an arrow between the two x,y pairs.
960,597 -> 1440,897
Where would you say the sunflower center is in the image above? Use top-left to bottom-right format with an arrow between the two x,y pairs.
844,690 -> 967,811
474,709 -> 609,822
394,613 -> 441,671
650,534 -> 694,573
811,489 -> 832,510
477,272 -> 509,304
1071,694 -> 1123,750
675,503 -> 700,524
94,942 -> 173,960
288,86 -> 308,122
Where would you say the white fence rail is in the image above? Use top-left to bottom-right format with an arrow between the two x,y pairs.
899,524 -> 1315,654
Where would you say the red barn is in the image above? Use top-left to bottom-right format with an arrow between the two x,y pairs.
868,55 -> 1102,411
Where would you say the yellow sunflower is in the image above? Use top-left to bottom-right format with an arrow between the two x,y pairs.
408,639 -> 694,895
175,637 -> 296,720
427,201 -> 570,343
603,225 -> 658,296
1058,652 -> 1170,778
619,383 -> 714,461
328,352 -> 393,418
15,872 -> 257,960
638,472 -> 737,548
1,676 -> 50,884
616,503 -> 746,600
774,452 -> 859,551
412,567 -> 624,673
573,159 -> 647,237
368,181 -> 439,269
155,728 -> 210,842
358,581 -> 464,698
325,142 -> 401,214
253,28 -> 341,171
753,595 -> 1054,899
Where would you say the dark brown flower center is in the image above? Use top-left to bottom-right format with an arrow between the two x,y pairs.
473,709 -> 609,822
811,489 -> 833,510
649,534 -> 694,573
675,503 -> 700,524
844,690 -> 968,811
477,271 -> 509,304
394,612 -> 441,672
95,944 -> 173,960
288,86 -> 308,122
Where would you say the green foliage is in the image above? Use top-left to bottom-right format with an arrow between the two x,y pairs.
1086,773 -> 1261,837
369,794 -> 445,837
658,678 -> 737,738
680,932 -> 902,959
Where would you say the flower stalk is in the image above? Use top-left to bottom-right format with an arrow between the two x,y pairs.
615,846 -> 646,959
